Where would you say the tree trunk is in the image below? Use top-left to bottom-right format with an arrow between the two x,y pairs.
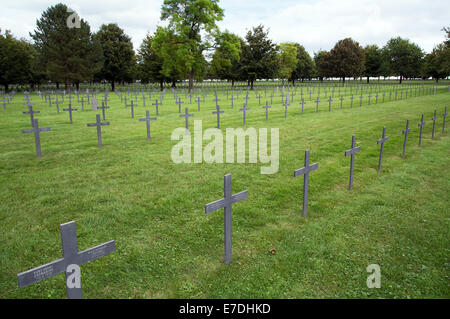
367,76 -> 370,84
160,80 -> 164,91
171,81 -> 176,88
56,82 -> 60,89
111,80 -> 115,92
250,80 -> 254,90
76,82 -> 80,90
342,77 -> 345,85
399,76 -> 403,84
4,84 -> 9,92
231,79 -> 235,87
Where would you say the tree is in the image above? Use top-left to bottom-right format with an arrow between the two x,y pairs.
277,42 -> 298,85
137,33 -> 165,90
209,31 -> 242,86
30,3 -> 102,91
240,25 -> 278,89
327,38 -> 365,84
364,45 -> 383,83
95,23 -> 135,91
423,45 -> 448,82
290,43 -> 315,84
0,30 -> 34,91
159,0 -> 226,92
314,50 -> 332,81
383,37 -> 424,83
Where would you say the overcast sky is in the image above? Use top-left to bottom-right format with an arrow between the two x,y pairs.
1,0 -> 448,55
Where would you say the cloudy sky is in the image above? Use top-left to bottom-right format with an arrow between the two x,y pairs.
1,0 -> 448,55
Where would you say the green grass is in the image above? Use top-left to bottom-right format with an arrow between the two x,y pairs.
0,85 -> 449,299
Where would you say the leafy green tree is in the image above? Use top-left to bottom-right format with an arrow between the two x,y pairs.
240,25 -> 278,89
30,3 -> 102,91
290,43 -> 315,84
94,23 -> 135,91
210,31 -> 242,86
159,0 -> 225,92
277,42 -> 298,85
364,44 -> 383,83
327,38 -> 365,84
383,37 -> 424,83
137,33 -> 165,90
314,50 -> 332,81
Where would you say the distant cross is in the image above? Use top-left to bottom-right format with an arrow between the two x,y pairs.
382,92 -> 385,103
402,120 -> 411,159
340,96 -> 344,109
180,108 -> 194,135
257,94 -> 261,105
176,98 -> 184,113
377,127 -> 389,173
442,107 -> 447,133
418,114 -> 426,146
80,97 -> 85,112
294,150 -> 319,217
142,95 -> 146,107
375,93 -> 378,104
431,110 -> 437,139
63,103 -> 78,124
262,101 -> 271,120
52,97 -> 62,113
205,174 -> 248,264
350,95 -> 354,108
212,105 -> 224,129
87,114 -> 110,148
240,104 -> 250,125
23,105 -> 40,127
139,110 -> 157,141
344,135 -> 361,190
21,119 -> 51,157
315,97 -> 320,113
300,98 -> 306,113
359,94 -> 363,107
328,96 -> 332,112
283,95 -> 290,118
230,94 -> 234,109
128,100 -> 137,118
152,99 -> 161,116
98,101 -> 109,121
17,221 -> 115,299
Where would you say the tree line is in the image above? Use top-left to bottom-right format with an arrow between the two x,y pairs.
1,1 -> 449,92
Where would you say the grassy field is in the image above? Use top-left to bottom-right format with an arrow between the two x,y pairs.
0,85 -> 449,298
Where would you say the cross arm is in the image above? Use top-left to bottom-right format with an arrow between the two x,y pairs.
78,240 -> 115,265
294,163 -> 319,177
345,147 -> 361,156
231,190 -> 248,204
17,258 -> 66,288
205,198 -> 226,214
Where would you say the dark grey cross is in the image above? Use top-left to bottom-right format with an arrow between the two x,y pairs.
63,103 -> 78,124
98,101 -> 110,121
418,113 -> 426,146
52,98 -> 62,113
442,107 -> 447,133
205,174 -> 248,264
152,99 -> 161,116
377,127 -> 389,173
139,110 -> 157,141
197,97 -> 201,111
315,97 -> 320,113
375,93 -> 379,104
340,96 -> 344,109
344,135 -> 361,190
359,94 -> 363,107
402,120 -> 411,159
294,150 -> 319,217
240,104 -> 250,125
328,96 -> 332,112
283,96 -> 290,118
176,98 -> 184,113
350,95 -> 354,108
212,105 -> 224,129
87,114 -> 110,148
128,100 -> 137,118
142,95 -> 146,107
180,108 -> 194,134
300,98 -> 306,113
431,110 -> 437,139
262,101 -> 271,120
21,119 -> 51,157
23,105 -> 40,127
17,221 -> 115,299
80,97 -> 85,112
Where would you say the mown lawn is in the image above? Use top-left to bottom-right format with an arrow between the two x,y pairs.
0,85 -> 449,298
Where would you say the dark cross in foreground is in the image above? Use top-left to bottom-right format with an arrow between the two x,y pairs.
431,110 -> 437,139
240,104 -> 250,125
344,135 -> 361,190
139,110 -> 157,141
180,108 -> 194,134
63,103 -> 78,124
87,114 -> 110,148
402,120 -> 411,159
21,119 -> 51,157
294,150 -> 319,217
98,101 -> 110,121
17,221 -> 115,299
212,105 -> 224,129
205,174 -> 248,264
442,107 -> 448,133
152,99 -> 161,116
377,127 -> 389,173
418,114 -> 426,146
262,101 -> 271,120
23,105 -> 40,127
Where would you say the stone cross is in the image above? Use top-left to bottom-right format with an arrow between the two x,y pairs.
205,174 -> 248,264
98,101 -> 110,121
176,98 -> 184,113
128,100 -> 137,118
139,110 -> 157,141
262,101 -> 271,120
23,105 -> 40,127
300,98 -> 306,113
418,113 -> 426,146
63,103 -> 78,124
17,221 -> 115,299
377,127 -> 389,173
52,98 -> 62,113
442,107 -> 447,133
91,96 -> 98,111
239,104 -> 250,125
294,150 -> 319,217
212,105 -> 224,129
152,99 -> 161,116
402,120 -> 411,159
180,107 -> 194,135
21,119 -> 51,157
328,96 -> 332,112
344,135 -> 361,190
431,110 -> 437,139
283,96 -> 290,118
340,96 -> 344,109
315,97 -> 320,113
87,114 -> 110,148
